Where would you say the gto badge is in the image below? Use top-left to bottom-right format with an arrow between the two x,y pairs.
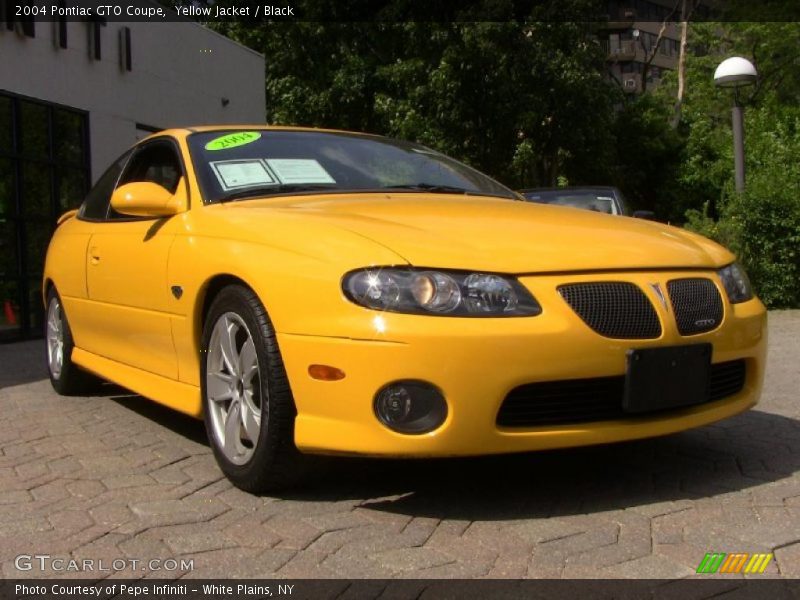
649,283 -> 669,311
695,318 -> 716,328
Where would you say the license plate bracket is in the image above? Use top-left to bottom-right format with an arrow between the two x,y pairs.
623,344 -> 712,414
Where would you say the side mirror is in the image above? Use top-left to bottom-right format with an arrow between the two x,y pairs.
110,180 -> 186,217
633,210 -> 657,221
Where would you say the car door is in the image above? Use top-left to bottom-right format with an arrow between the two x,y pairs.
57,151 -> 130,348
83,139 -> 186,379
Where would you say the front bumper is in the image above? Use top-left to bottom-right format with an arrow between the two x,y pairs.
278,271 -> 767,457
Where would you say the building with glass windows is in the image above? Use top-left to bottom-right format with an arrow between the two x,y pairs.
0,16 -> 265,339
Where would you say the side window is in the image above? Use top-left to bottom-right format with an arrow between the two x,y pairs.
118,141 -> 183,194
79,151 -> 131,220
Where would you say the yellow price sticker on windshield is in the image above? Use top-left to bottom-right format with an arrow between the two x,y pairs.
205,131 -> 261,151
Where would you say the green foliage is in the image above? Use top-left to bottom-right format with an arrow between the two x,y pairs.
671,23 -> 800,223
211,15 -> 618,188
678,23 -> 800,307
599,93 -> 685,217
686,105 -> 800,307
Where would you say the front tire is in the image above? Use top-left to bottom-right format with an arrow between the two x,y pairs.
201,284 -> 307,492
46,288 -> 102,395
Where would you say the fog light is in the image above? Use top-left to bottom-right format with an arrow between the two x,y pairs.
374,381 -> 447,434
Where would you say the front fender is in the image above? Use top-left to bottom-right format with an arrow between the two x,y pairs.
167,228 -> 406,387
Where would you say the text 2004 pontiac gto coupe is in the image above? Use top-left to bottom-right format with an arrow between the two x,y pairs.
44,127 -> 766,491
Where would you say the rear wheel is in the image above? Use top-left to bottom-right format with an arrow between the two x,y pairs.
46,288 -> 102,395
201,284 -> 308,492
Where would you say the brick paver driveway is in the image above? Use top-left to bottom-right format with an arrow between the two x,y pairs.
1,311 -> 798,579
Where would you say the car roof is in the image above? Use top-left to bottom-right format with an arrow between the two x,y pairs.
143,125 -> 381,143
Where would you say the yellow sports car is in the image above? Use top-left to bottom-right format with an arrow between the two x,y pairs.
44,126 -> 767,492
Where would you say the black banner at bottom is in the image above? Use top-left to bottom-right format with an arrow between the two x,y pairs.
2,579 -> 800,600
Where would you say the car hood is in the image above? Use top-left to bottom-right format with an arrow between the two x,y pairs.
218,193 -> 734,273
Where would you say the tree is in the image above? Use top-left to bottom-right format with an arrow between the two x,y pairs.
671,0 -> 702,127
676,22 -> 800,307
211,11 -> 620,188
604,93 -> 685,218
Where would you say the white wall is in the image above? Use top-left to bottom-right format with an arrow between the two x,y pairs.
0,19 -> 265,179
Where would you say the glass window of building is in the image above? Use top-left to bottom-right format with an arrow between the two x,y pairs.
0,92 -> 89,339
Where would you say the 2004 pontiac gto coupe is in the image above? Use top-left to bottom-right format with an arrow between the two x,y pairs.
44,127 -> 767,491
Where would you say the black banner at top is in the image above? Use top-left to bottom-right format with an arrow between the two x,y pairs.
2,0 -> 800,23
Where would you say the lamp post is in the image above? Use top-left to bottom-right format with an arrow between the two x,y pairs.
714,57 -> 758,194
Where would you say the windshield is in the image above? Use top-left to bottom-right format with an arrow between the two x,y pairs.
522,190 -> 624,215
188,129 -> 517,203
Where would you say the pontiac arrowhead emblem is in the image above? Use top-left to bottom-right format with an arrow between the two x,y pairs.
650,283 -> 669,311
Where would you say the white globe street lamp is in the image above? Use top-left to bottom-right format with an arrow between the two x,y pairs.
714,57 -> 758,193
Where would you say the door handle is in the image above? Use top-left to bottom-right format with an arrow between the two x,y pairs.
89,247 -> 101,265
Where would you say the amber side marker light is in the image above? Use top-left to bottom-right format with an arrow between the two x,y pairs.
308,364 -> 346,381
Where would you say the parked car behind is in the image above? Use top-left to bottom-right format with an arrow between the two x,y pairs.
519,186 -> 632,216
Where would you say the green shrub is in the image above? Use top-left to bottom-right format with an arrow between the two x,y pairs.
686,107 -> 800,308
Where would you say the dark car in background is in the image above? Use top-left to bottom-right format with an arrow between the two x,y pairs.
519,186 -> 658,219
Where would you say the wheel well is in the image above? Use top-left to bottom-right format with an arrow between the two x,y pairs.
197,274 -> 253,346
43,278 -> 54,301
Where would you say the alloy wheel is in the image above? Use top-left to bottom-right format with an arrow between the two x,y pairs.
46,297 -> 65,379
206,312 -> 264,465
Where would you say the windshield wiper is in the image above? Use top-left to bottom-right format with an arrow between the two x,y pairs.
215,184 -> 338,203
382,183 -> 473,195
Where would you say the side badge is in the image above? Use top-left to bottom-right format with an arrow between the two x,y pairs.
171,285 -> 184,300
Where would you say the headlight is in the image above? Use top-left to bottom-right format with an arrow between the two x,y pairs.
343,268 -> 541,316
718,262 -> 753,304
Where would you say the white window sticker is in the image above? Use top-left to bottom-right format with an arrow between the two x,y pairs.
265,159 -> 336,184
210,160 -> 276,191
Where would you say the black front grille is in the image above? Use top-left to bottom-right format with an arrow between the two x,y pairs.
558,282 -> 661,339
668,278 -> 724,335
497,360 -> 747,428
